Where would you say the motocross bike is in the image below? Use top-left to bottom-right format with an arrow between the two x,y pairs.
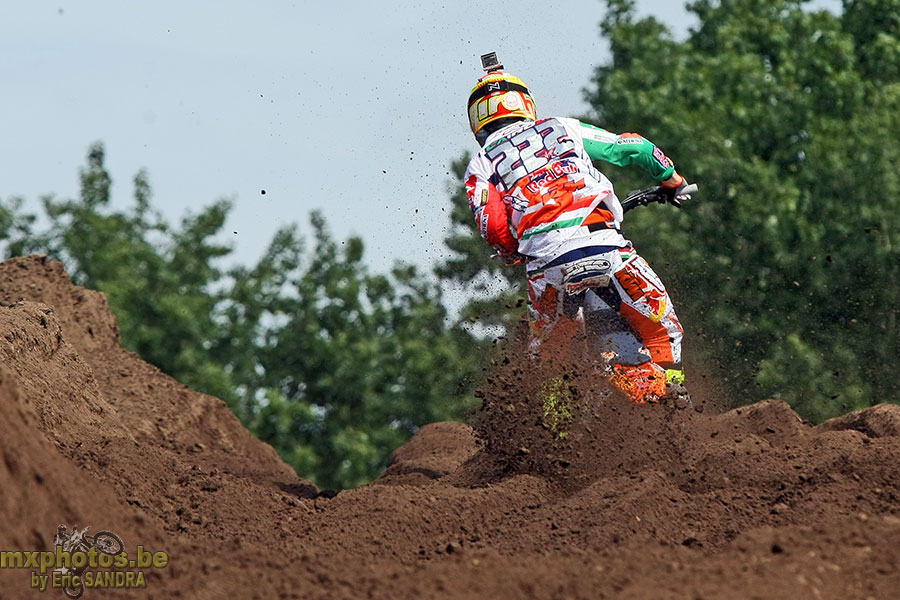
525,183 -> 698,404
55,527 -> 125,599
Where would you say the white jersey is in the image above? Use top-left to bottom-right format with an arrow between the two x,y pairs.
464,117 -> 627,265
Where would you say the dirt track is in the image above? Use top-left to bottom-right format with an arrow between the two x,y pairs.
0,255 -> 898,599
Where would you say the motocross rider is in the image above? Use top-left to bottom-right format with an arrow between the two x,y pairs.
464,57 -> 693,403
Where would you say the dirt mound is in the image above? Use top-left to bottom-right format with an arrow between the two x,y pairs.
375,422 -> 479,486
0,257 -> 314,598
820,403 -> 900,438
455,356 -> 701,491
1,254 -> 898,599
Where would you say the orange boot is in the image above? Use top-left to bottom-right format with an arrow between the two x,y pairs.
608,362 -> 668,404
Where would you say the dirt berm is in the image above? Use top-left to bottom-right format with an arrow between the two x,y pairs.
0,254 -> 898,599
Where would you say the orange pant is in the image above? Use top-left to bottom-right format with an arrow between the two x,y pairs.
526,245 -> 683,367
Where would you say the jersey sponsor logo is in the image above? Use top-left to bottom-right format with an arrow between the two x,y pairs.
652,146 -> 671,168
524,160 -> 579,194
582,122 -> 618,144
590,131 -> 618,143
617,132 -> 645,145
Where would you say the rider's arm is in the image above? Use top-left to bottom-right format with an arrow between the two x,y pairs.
578,121 -> 678,182
464,161 -> 517,255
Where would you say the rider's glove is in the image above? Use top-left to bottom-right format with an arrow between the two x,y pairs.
660,173 -> 693,208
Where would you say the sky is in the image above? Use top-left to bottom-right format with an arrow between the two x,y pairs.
1,0 -> 841,279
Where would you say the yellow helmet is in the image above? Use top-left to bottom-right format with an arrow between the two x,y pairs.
467,70 -> 537,136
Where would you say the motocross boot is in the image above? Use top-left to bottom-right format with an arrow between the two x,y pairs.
662,368 -> 692,407
608,362 -> 668,404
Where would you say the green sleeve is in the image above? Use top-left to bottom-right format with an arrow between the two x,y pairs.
579,121 -> 676,181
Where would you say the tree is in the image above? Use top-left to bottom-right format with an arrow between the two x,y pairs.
581,0 -> 899,420
248,213 -> 482,489
436,0 -> 900,422
3,142 -> 240,404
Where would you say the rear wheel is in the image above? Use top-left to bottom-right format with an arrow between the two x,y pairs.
63,580 -> 84,599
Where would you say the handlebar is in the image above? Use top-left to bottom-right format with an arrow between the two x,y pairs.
621,183 -> 698,213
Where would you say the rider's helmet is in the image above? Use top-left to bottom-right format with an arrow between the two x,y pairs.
468,54 -> 536,145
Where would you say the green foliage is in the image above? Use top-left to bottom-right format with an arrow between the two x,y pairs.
582,0 -> 900,420
0,142 -> 482,489
4,142 -> 239,405
244,213 -> 483,489
436,0 -> 899,422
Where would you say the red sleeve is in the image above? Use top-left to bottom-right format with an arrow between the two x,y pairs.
481,183 -> 517,253
466,174 -> 517,254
